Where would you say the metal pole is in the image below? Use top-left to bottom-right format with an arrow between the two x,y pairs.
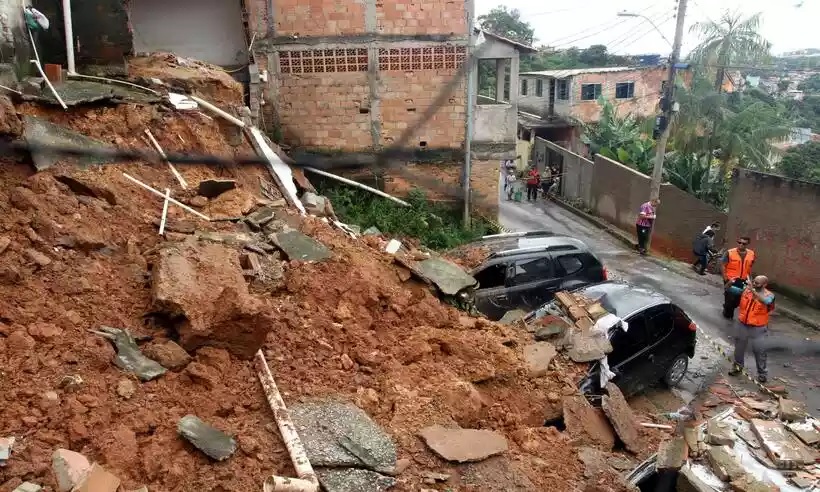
463,10 -> 475,228
649,0 -> 688,201
62,0 -> 76,74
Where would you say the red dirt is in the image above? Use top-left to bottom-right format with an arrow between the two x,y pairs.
0,96 -> 653,491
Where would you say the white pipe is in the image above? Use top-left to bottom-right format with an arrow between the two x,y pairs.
640,423 -> 674,430
145,129 -> 188,189
30,60 -> 67,110
67,73 -> 160,95
255,350 -> 320,492
303,167 -> 411,207
122,173 -> 210,221
189,96 -> 246,127
62,0 -> 76,74
0,84 -> 22,95
158,188 -> 170,235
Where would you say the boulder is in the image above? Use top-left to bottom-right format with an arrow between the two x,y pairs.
418,425 -> 508,463
143,340 -> 192,371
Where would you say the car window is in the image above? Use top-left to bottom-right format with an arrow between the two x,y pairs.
510,257 -> 554,285
645,304 -> 674,345
556,254 -> 584,275
608,314 -> 650,366
672,304 -> 692,331
474,263 -> 507,289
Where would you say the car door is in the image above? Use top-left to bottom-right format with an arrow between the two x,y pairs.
643,304 -> 679,375
504,255 -> 562,311
554,252 -> 597,291
606,314 -> 652,397
473,261 -> 515,320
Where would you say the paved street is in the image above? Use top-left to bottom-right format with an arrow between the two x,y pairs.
499,197 -> 820,413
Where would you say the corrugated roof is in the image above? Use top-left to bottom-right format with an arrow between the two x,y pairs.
475,29 -> 538,53
519,66 -> 642,78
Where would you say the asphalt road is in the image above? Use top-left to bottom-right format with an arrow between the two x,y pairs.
499,197 -> 820,413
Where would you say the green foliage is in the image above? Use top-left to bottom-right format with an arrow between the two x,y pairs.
581,98 -> 655,174
478,6 -> 535,45
777,141 -> 820,183
318,186 -> 498,250
797,74 -> 820,93
786,95 -> 820,131
521,45 -> 631,73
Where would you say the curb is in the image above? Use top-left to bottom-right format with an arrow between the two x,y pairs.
549,197 -> 820,332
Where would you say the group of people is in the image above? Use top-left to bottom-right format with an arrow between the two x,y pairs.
504,164 -> 560,202
635,200 -> 774,383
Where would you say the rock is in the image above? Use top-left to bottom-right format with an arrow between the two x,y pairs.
27,322 -> 63,341
197,179 -> 237,198
418,425 -> 507,463
420,471 -> 450,483
578,447 -> 609,478
24,248 -> 52,267
0,436 -> 14,463
301,192 -> 333,217
94,326 -> 165,381
0,265 -> 23,284
730,473 -> 780,492
317,468 -> 396,492
151,243 -> 274,359
0,236 -> 10,254
7,331 -> 37,353
177,415 -> 237,461
391,458 -> 411,475
55,232 -> 107,252
534,319 -> 569,340
607,455 -> 635,471
0,95 -> 22,136
13,483 -> 43,492
40,391 -> 61,408
24,116 -> 115,171
189,196 -> 208,208
567,330 -> 612,363
142,340 -> 191,371
656,437 -> 688,470
778,398 -> 806,422
52,448 -> 91,492
340,353 -> 355,370
270,229 -> 331,262
704,446 -> 745,482
59,374 -> 83,392
72,463 -> 121,492
563,395 -> 616,450
363,226 -> 381,236
290,402 -> 396,473
601,383 -> 641,453
706,418 -> 735,446
523,342 -> 557,378
244,206 -> 277,230
54,175 -> 117,205
116,379 -> 136,399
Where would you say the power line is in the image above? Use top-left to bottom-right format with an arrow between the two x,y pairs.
544,4 -> 659,48
607,12 -> 675,55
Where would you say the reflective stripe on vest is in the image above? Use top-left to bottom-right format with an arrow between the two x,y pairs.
738,288 -> 773,327
724,248 -> 755,280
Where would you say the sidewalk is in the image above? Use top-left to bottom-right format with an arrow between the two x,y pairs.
550,197 -> 820,331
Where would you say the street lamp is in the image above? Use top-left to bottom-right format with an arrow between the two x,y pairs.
617,11 -> 673,48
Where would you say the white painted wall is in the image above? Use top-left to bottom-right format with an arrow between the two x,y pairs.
0,0 -> 23,56
130,0 -> 249,66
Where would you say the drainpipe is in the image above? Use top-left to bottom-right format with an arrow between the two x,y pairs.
462,20 -> 475,228
62,0 -> 76,74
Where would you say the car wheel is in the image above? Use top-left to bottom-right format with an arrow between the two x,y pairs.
664,354 -> 689,387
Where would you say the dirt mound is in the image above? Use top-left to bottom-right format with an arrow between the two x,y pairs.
0,97 -> 645,491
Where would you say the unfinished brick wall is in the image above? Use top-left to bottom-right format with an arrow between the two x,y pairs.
376,0 -> 468,35
272,0 -> 367,37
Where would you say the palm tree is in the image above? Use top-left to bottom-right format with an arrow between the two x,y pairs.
689,12 -> 772,92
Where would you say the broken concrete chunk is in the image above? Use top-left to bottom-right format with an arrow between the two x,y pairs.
94,326 -> 166,381
523,342 -> 557,378
567,330 -> 612,363
13,483 -> 43,492
751,418 -> 818,468
52,448 -> 91,492
706,419 -> 735,446
177,415 -> 237,461
704,446 -> 745,482
72,463 -> 121,492
24,115 -> 115,172
24,248 -> 52,267
363,226 -> 382,236
533,317 -> 570,339
0,436 -> 15,463
562,395 -> 615,450
418,425 -> 507,463
677,463 -> 716,492
786,419 -> 820,446
290,402 -> 396,473
196,231 -> 254,245
55,175 -> 117,205
778,398 -> 806,422
730,473 -> 780,492
55,232 -> 107,253
116,378 -> 136,399
601,383 -> 641,454
498,309 -> 527,325
142,340 -> 191,371
656,437 -> 688,470
317,468 -> 397,492
244,206 -> 277,230
197,179 -> 236,198
271,230 -> 331,262
301,192 -> 333,217
413,257 -> 478,296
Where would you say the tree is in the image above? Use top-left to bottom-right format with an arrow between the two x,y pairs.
578,45 -> 610,66
581,99 -> 656,174
777,79 -> 791,93
478,6 -> 535,46
797,74 -> 820,93
777,141 -> 820,183
689,12 -> 772,91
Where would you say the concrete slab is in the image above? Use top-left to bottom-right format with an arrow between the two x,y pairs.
177,415 -> 237,461
751,418 -> 818,469
290,402 -> 396,473
23,115 -> 115,171
271,230 -> 331,262
777,398 -> 806,422
704,445 -> 745,482
316,468 -> 396,492
786,419 -> 820,446
523,342 -> 557,378
601,383 -> 641,453
414,257 -> 478,296
418,425 -> 507,463
656,437 -> 688,470
706,418 -> 735,446
567,330 -> 612,363
562,395 -> 615,450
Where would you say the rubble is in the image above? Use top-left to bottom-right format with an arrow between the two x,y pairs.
418,425 -> 508,463
704,446 -> 745,481
562,395 -> 616,450
523,342 -> 557,377
0,436 -> 14,465
93,326 -> 166,381
786,419 -> 820,446
656,437 -> 688,470
270,229 -> 331,262
52,449 -> 91,492
12,483 -> 42,492
317,468 -> 397,492
706,418 -> 735,446
177,415 -> 237,461
777,398 -> 806,422
750,418 -> 818,468
602,383 -> 641,454
72,463 -> 121,492
142,339 -> 192,371
23,116 -> 115,171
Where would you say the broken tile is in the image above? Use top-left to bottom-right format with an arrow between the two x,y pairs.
197,179 -> 236,198
418,425 -> 507,463
177,415 -> 237,461
95,326 -> 166,381
271,230 -> 331,262
786,419 -> 820,446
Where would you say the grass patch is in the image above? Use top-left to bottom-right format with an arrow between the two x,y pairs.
319,185 -> 499,250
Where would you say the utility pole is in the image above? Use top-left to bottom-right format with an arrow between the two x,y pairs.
649,0 -> 688,200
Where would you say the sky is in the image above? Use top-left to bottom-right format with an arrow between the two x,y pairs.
474,0 -> 820,57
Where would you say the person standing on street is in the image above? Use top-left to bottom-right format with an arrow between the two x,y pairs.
692,229 -> 716,275
729,275 -> 775,383
526,166 -> 540,202
635,198 -> 660,255
504,168 -> 517,200
720,237 -> 756,319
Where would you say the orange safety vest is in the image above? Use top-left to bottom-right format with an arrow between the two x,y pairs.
738,288 -> 774,327
723,248 -> 755,280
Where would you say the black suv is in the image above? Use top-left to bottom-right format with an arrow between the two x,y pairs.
451,231 -> 608,320
526,281 -> 698,399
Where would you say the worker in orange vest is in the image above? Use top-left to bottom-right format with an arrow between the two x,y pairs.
720,236 -> 756,319
729,275 -> 775,383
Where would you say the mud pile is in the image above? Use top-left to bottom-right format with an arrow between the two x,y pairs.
0,82 -> 661,491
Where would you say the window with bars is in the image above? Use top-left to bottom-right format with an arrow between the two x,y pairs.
581,83 -> 602,101
279,48 -> 369,74
615,82 -> 635,99
377,45 -> 467,71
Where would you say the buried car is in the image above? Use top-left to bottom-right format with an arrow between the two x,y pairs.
448,231 -> 608,320
525,281 -> 698,400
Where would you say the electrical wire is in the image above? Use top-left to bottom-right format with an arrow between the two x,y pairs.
606,12 -> 676,55
544,3 -> 659,48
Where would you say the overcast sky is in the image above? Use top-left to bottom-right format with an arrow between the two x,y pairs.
475,0 -> 819,57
